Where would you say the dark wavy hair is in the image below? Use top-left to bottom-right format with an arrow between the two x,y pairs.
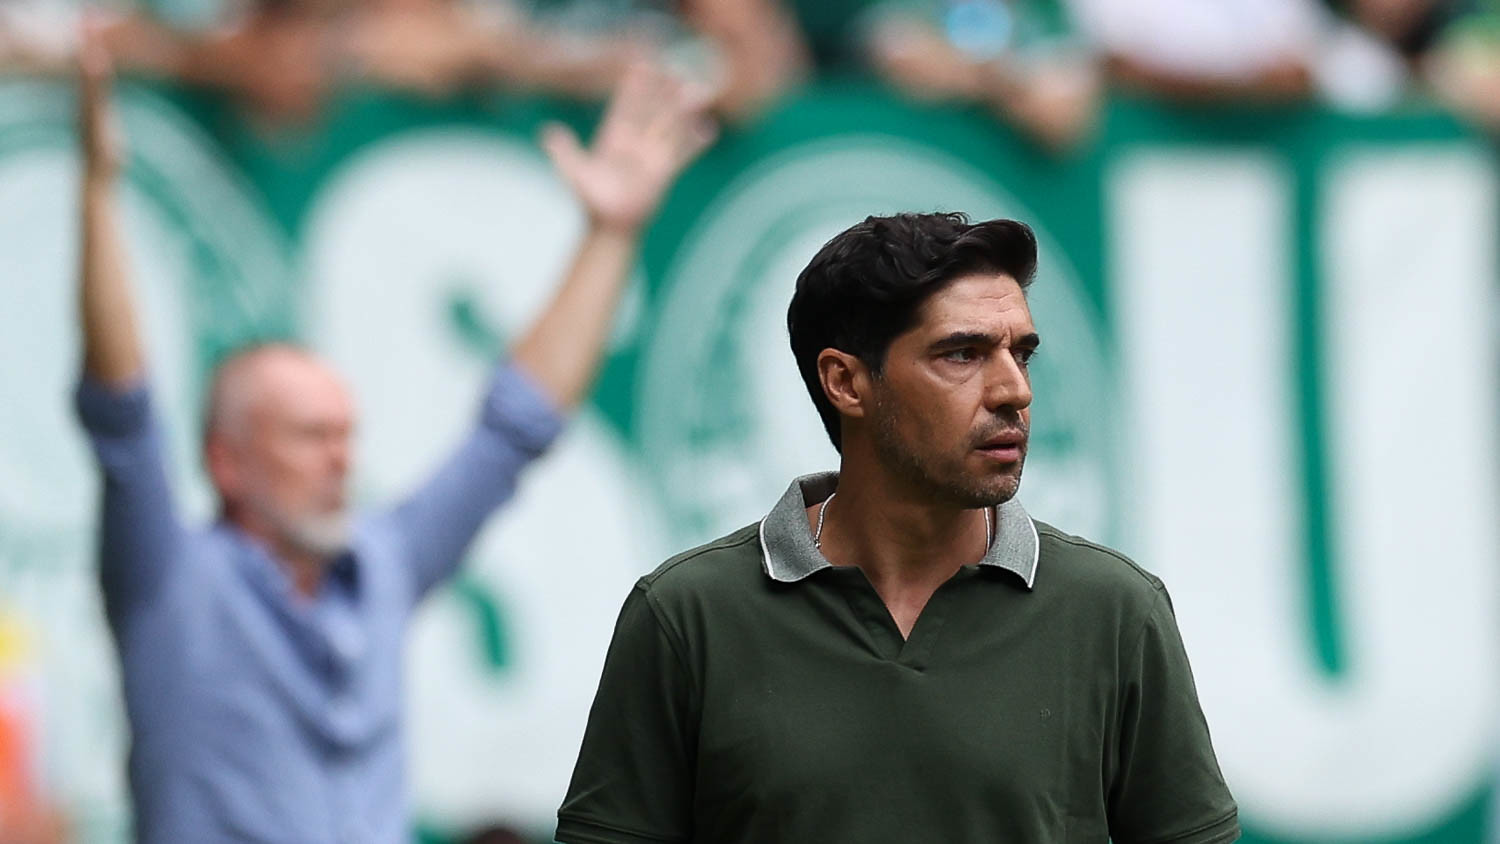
786,212 -> 1038,452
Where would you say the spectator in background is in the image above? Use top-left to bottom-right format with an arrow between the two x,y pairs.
167,0 -> 333,122
660,0 -> 1094,139
355,0 -> 812,124
1335,0 -> 1475,58
1330,0 -> 1500,131
0,26 -> 56,74
0,1 -> 77,74
341,0 -> 657,101
1070,0 -> 1320,101
861,0 -> 1100,151
187,0 -> 658,123
22,0 -> 654,125
1067,0 -> 1409,109
73,23 -> 714,843
1427,6 -> 1500,130
677,0 -> 811,120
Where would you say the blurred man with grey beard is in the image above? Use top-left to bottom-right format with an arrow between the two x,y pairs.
73,26 -> 715,843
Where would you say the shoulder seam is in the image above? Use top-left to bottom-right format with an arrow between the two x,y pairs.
1125,587 -> 1169,667
1036,525 -> 1165,592
642,525 -> 761,586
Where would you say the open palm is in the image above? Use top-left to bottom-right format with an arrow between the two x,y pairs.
542,63 -> 717,234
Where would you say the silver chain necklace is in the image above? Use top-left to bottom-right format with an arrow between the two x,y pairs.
813,493 -> 993,550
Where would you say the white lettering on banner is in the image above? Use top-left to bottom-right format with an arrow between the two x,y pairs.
1111,150 -> 1500,836
300,131 -> 670,830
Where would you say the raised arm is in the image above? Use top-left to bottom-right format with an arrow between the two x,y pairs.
389,64 -> 717,600
79,26 -> 143,387
513,63 -> 717,410
74,26 -> 186,623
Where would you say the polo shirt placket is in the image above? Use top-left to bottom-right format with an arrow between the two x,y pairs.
761,472 -> 1038,669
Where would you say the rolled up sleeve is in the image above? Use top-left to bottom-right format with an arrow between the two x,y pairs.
383,362 -> 566,603
76,376 -> 186,624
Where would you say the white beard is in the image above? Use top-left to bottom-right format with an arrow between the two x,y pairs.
282,509 -> 352,558
250,494 -> 352,559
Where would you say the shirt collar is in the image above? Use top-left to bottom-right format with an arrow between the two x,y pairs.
215,520 -> 363,602
757,471 -> 1040,589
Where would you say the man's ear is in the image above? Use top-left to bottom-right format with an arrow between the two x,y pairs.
817,348 -> 872,420
203,435 -> 239,500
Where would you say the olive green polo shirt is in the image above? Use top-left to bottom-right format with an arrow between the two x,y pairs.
558,472 -> 1238,844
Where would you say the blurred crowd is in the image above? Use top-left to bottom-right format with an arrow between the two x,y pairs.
3,0 -> 1500,150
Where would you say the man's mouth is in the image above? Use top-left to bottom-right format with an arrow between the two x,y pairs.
976,431 -> 1027,463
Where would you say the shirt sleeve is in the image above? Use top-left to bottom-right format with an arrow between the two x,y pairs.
1108,585 -> 1240,844
556,583 -> 697,844
75,376 -> 187,624
380,362 -> 565,604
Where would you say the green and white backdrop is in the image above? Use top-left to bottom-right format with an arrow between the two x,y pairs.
0,79 -> 1496,842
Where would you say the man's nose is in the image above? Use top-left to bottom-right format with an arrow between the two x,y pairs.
985,353 -> 1033,412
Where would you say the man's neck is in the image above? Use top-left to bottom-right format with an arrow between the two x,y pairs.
280,553 -> 329,600
809,458 -> 991,603
227,512 -> 330,600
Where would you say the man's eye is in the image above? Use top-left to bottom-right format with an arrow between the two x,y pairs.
1016,348 -> 1038,366
942,348 -> 978,363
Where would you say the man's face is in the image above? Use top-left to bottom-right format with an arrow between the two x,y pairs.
866,272 -> 1037,508
220,353 -> 355,557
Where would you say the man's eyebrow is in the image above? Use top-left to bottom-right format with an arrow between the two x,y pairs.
929,331 -> 999,350
929,331 -> 1041,350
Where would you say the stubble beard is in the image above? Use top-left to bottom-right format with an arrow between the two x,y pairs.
871,395 -> 1026,509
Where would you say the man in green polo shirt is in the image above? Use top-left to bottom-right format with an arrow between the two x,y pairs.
557,212 -> 1238,844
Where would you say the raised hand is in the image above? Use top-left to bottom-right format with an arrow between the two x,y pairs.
77,16 -> 145,386
78,18 -> 122,183
541,63 -> 717,235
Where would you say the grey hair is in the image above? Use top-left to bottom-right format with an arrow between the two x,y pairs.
202,342 -> 314,444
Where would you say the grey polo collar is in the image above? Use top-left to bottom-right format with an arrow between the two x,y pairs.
758,471 -> 1040,589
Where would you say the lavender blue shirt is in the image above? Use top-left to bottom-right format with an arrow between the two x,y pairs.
76,363 -> 563,844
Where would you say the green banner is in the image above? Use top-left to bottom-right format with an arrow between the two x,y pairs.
0,78 -> 1494,842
